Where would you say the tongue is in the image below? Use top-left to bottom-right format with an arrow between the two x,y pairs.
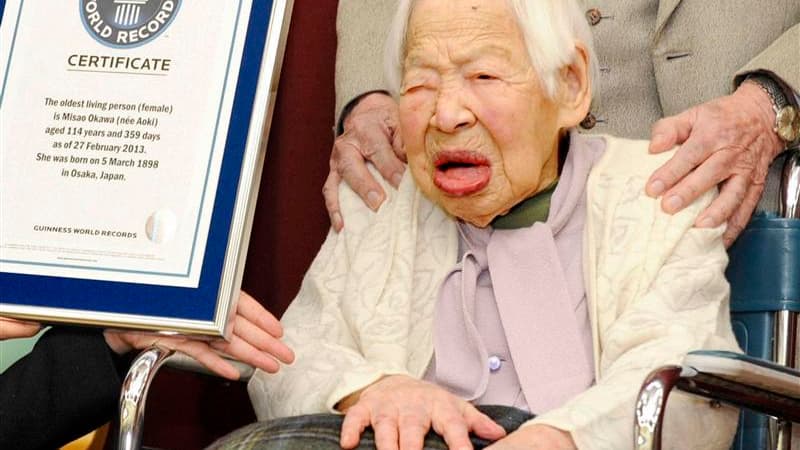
434,165 -> 491,196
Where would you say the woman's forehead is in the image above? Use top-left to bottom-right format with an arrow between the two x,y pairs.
405,0 -> 525,64
408,0 -> 517,37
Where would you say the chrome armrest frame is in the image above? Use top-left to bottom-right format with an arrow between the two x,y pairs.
116,348 -> 254,450
633,365 -> 800,450
118,346 -> 175,450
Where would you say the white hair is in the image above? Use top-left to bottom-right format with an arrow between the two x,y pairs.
384,0 -> 598,99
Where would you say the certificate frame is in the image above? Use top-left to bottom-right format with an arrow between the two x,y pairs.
0,0 -> 294,337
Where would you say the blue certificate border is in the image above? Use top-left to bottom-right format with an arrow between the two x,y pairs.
0,0 -> 274,321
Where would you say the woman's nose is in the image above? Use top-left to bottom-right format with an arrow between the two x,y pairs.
430,86 -> 475,133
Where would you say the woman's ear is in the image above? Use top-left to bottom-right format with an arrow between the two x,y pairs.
555,42 -> 592,130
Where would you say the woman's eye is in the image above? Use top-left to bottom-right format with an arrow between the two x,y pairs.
402,78 -> 438,94
473,73 -> 498,81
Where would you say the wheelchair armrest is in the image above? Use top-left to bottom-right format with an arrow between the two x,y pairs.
682,350 -> 799,399
633,352 -> 800,450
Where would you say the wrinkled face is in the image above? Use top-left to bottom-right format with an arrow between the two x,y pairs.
399,0 -> 562,227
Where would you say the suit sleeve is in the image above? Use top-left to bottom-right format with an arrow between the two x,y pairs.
334,0 -> 396,126
0,327 -> 126,450
734,23 -> 800,97
528,168 -> 740,449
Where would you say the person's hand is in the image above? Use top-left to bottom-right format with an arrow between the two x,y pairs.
486,425 -> 576,450
324,93 -> 406,231
646,81 -> 785,246
339,375 -> 506,450
0,317 -> 42,340
103,291 -> 294,380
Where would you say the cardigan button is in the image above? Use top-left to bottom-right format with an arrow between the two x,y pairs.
488,355 -> 503,372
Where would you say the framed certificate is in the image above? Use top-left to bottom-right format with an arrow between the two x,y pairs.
0,0 -> 294,336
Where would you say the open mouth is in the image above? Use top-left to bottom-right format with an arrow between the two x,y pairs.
433,150 -> 491,196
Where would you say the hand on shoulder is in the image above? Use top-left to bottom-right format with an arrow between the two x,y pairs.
325,93 -> 406,231
646,82 -> 785,246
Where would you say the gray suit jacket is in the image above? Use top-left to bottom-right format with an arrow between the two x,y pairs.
335,0 -> 800,138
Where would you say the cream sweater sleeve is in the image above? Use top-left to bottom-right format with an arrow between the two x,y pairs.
248,167 -> 456,420
529,139 -> 741,450
248,173 -> 406,420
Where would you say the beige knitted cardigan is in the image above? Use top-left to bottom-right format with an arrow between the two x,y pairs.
249,136 -> 741,450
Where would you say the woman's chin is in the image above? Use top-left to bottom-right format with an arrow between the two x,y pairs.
440,201 -> 500,228
438,191 -> 520,228
459,215 -> 495,228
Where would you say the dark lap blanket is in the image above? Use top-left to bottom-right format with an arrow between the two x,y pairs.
208,405 -> 534,450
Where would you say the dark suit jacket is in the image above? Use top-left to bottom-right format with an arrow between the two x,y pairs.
0,327 -> 126,450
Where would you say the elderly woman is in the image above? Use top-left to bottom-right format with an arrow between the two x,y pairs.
225,0 -> 742,448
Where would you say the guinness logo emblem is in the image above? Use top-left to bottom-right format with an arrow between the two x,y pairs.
81,0 -> 181,48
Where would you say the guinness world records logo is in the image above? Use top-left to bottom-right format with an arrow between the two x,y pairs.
80,0 -> 181,48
